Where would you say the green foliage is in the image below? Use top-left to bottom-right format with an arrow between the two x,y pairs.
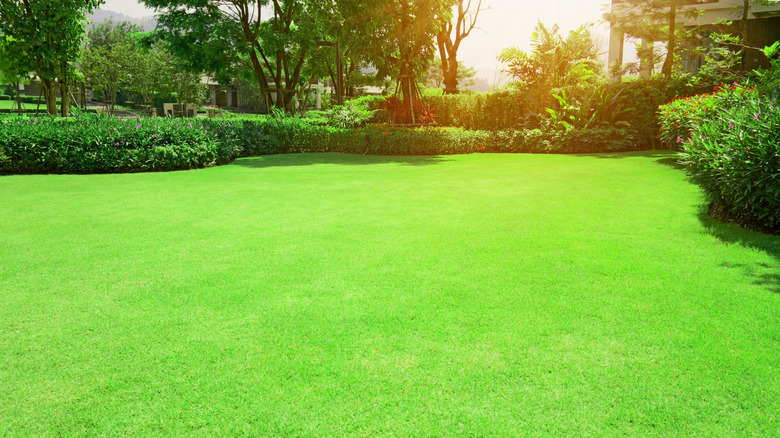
424,59 -> 477,89
659,79 -> 779,233
327,101 -> 374,129
0,95 -> 10,100
0,114 -> 252,174
0,0 -> 103,115
541,86 -> 633,132
499,22 -> 602,113
0,111 -> 643,175
425,91 -> 529,130
604,0 -> 705,76
609,76 -> 695,148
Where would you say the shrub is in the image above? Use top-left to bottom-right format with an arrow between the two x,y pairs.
0,114 -> 255,174
19,96 -> 46,104
0,112 -> 644,175
0,95 -> 11,101
327,100 -> 374,129
679,94 -> 779,233
659,80 -> 779,233
425,90 -> 529,130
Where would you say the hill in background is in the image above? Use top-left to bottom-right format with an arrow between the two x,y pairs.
87,9 -> 156,31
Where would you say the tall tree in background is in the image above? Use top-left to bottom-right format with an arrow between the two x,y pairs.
82,21 -> 140,114
341,0 -> 451,101
424,58 -> 476,89
0,34 -> 30,111
604,0 -> 705,78
305,0 -> 388,102
436,0 -> 483,94
0,0 -> 103,115
144,0 -> 320,111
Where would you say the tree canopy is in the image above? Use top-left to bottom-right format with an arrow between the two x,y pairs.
0,0 -> 103,115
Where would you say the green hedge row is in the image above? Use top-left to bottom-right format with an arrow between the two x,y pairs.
353,80 -> 695,147
659,82 -> 780,234
0,113 -> 645,175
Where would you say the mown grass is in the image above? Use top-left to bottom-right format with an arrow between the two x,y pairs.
0,100 -> 40,110
1,151 -> 778,436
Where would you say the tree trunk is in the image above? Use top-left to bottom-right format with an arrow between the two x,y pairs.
13,82 -> 22,111
437,32 -> 450,92
399,61 -> 415,103
41,78 -> 58,116
60,82 -> 70,117
443,56 -> 460,94
661,2 -> 677,78
741,0 -> 750,70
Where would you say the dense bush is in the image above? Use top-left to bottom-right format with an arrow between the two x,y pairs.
0,95 -> 10,101
659,82 -> 779,234
19,96 -> 47,104
0,112 -> 645,175
0,114 -> 254,174
424,90 -> 529,130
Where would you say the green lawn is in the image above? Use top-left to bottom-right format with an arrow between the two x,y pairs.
0,100 -> 40,110
1,151 -> 778,436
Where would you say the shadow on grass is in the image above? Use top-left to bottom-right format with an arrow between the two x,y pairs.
572,150 -> 676,160
698,207 -> 780,294
231,153 -> 452,169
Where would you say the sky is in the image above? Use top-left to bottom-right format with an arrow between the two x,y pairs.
98,0 -> 612,84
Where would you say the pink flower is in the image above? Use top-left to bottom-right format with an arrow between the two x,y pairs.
676,136 -> 682,144
753,113 -> 760,120
728,124 -> 734,130
136,125 -> 141,129
115,142 -> 119,146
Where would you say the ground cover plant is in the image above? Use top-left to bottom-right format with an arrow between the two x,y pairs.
1,152 -> 778,436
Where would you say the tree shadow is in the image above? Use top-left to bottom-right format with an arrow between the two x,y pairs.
230,153 -> 453,169
698,206 -> 780,294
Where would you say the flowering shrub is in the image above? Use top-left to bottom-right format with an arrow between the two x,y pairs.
658,82 -> 755,147
659,81 -> 779,234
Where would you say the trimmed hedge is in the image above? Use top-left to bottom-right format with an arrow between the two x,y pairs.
0,113 -> 646,175
424,91 -> 530,131
659,82 -> 780,234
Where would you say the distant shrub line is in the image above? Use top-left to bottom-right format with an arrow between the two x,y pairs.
0,113 -> 642,175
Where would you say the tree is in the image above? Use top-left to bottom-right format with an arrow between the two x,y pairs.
604,0 -> 705,78
82,21 -> 140,114
144,0 -> 321,111
424,58 -> 476,90
0,34 -> 31,111
341,0 -> 452,101
436,0 -> 483,94
0,0 -> 103,115
303,0 -> 389,103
